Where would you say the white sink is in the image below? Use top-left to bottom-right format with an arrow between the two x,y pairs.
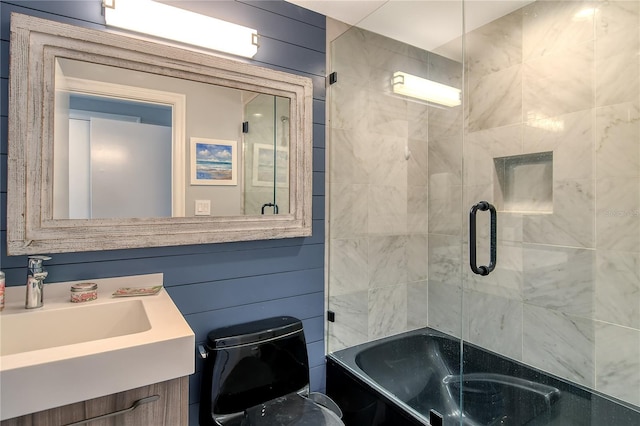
0,273 -> 194,421
1,299 -> 151,356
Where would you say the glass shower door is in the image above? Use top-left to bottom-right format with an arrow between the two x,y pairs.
461,0 -> 640,424
326,1 -> 466,424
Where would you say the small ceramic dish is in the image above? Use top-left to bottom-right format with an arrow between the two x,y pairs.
112,285 -> 163,297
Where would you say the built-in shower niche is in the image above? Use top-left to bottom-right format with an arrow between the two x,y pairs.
494,152 -> 553,214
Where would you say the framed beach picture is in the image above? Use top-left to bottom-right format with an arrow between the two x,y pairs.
190,138 -> 238,186
252,143 -> 289,188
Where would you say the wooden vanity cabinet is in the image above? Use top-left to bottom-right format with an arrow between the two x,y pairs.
0,377 -> 188,426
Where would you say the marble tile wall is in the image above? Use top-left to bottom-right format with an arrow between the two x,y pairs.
327,0 -> 640,410
458,0 -> 640,407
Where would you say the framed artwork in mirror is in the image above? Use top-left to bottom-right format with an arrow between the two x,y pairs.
252,143 -> 289,188
191,138 -> 238,186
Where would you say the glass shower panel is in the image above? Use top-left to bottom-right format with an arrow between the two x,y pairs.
326,1 -> 465,422
242,94 -> 290,215
462,0 -> 640,424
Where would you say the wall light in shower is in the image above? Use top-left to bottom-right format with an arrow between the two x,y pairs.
392,71 -> 461,107
573,7 -> 598,21
103,0 -> 259,58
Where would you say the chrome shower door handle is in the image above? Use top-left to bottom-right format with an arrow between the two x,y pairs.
469,201 -> 497,276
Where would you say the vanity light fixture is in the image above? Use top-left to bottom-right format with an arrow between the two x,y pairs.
392,71 -> 461,107
103,0 -> 259,58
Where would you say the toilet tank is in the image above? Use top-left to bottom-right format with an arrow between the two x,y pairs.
200,316 -> 311,425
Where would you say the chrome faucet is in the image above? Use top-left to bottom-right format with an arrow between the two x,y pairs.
25,255 -> 52,309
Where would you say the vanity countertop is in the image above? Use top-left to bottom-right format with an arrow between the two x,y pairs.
0,273 -> 194,420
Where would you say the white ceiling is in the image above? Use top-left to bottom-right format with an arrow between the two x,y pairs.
286,1 -> 532,56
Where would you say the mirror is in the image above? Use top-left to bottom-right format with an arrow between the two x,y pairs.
53,58 -> 290,219
7,13 -> 313,255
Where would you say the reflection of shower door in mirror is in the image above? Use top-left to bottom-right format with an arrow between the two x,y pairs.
68,117 -> 172,219
242,94 -> 290,215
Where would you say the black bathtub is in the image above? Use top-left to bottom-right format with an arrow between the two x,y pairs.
326,328 -> 640,426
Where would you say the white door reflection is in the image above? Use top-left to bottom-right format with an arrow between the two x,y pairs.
65,99 -> 172,219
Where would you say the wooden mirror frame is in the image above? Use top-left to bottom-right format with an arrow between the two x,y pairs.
7,13 -> 313,255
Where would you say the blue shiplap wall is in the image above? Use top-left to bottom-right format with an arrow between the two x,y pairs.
0,1 -> 326,423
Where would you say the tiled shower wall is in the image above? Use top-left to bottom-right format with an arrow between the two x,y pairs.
328,0 -> 640,408
458,0 -> 640,407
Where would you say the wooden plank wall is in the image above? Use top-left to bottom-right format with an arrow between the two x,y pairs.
0,1 -> 326,423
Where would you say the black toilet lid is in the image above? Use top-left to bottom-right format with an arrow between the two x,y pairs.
241,393 -> 344,426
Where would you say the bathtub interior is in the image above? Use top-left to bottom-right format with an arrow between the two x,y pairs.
328,328 -> 640,426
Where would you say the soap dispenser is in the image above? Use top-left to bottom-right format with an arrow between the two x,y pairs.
25,255 -> 52,309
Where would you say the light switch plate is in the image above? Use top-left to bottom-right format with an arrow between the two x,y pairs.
195,200 -> 211,216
